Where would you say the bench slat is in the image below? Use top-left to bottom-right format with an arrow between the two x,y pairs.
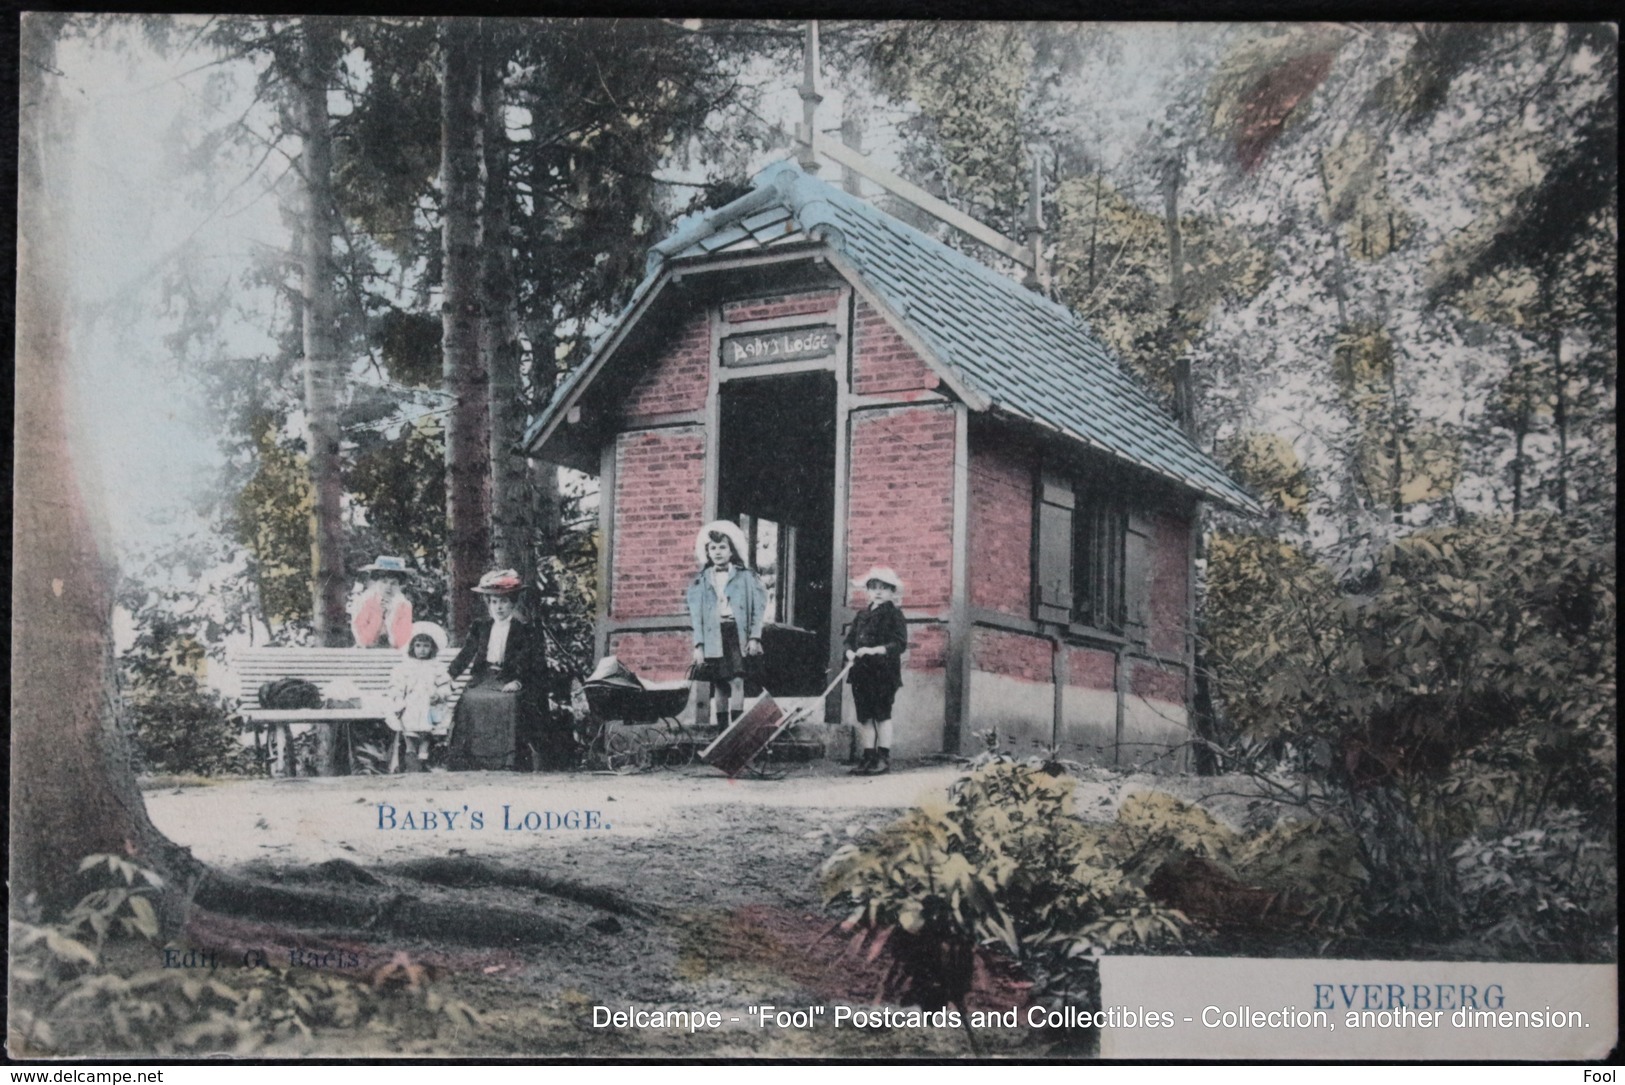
231,647 -> 469,710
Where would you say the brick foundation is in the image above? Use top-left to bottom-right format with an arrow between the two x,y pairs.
846,404 -> 956,611
607,630 -> 693,683
611,429 -> 705,620
971,627 -> 1052,684
1128,661 -> 1185,704
853,298 -> 940,396
1067,646 -> 1116,692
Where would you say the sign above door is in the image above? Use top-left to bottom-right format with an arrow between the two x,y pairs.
721,324 -> 839,368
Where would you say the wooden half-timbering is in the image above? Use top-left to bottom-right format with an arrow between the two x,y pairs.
524,161 -> 1256,769
963,416 -> 1200,770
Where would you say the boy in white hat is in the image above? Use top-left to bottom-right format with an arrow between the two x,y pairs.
844,566 -> 908,775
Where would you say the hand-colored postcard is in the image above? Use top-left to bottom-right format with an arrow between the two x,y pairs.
11,15 -> 1616,1061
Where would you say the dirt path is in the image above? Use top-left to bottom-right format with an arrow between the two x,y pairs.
142,762 -> 1266,1056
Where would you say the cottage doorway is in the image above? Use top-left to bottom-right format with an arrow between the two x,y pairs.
717,371 -> 837,696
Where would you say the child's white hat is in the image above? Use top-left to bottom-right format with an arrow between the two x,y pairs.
694,520 -> 751,568
852,565 -> 904,598
404,621 -> 449,656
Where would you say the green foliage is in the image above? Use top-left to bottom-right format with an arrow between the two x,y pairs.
369,309 -> 443,388
119,594 -> 250,777
1452,811 -> 1617,961
1100,792 -> 1367,936
865,23 -> 1033,235
232,414 -> 314,629
821,755 -> 1185,1016
348,415 -> 448,599
1219,432 -> 1312,521
1051,173 -> 1272,398
1204,513 -> 1616,948
10,855 -> 482,1056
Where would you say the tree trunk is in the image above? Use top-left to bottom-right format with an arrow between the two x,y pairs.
1551,323 -> 1568,516
299,18 -> 349,647
442,19 -> 491,636
12,14 -> 199,916
480,22 -> 529,575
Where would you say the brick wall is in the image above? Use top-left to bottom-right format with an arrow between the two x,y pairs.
607,630 -> 693,683
853,298 -> 940,396
1149,509 -> 1192,658
971,627 -> 1052,683
1067,646 -> 1116,692
623,308 -> 709,420
1129,661 -> 1185,704
610,429 -> 705,619
721,289 -> 841,324
906,622 -> 948,671
968,433 -> 1033,615
846,404 -> 955,611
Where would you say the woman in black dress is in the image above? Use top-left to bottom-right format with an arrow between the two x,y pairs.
446,569 -> 558,770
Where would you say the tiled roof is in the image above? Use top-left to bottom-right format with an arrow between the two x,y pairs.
527,160 -> 1259,512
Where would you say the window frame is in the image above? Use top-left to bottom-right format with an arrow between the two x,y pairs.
1031,465 -> 1148,644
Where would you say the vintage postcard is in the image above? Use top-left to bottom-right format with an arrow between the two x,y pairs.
11,16 -> 1617,1061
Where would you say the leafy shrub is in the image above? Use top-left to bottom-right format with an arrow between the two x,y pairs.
119,596 -> 250,777
1106,792 -> 1367,937
1204,513 -> 1616,948
820,754 -> 1185,1023
1452,810 -> 1617,962
9,855 -> 481,1056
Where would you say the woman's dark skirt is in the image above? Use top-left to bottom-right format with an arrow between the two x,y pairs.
688,619 -> 746,684
448,676 -> 521,771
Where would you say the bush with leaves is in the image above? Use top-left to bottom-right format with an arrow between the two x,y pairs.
1203,512 -> 1616,952
9,855 -> 481,1056
820,751 -> 1185,1029
1451,811 -> 1617,962
119,598 -> 250,777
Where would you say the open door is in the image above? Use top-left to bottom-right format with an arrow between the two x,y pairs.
717,371 -> 837,696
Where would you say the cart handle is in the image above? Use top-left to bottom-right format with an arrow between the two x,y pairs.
816,659 -> 855,701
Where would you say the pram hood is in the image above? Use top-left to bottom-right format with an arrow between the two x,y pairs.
584,654 -> 644,690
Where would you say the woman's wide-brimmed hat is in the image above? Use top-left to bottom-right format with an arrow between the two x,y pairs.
403,621 -> 449,656
852,565 -> 904,598
693,520 -> 751,568
471,568 -> 524,595
360,555 -> 411,577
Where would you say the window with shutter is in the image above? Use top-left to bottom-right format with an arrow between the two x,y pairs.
1073,492 -> 1126,633
1034,472 -> 1074,624
1032,467 -> 1134,639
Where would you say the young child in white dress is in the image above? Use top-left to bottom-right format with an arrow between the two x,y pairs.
389,621 -> 451,771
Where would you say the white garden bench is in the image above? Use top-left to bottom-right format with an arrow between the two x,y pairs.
232,647 -> 468,776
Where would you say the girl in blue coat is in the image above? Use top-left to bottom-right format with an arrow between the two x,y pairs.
685,520 -> 767,727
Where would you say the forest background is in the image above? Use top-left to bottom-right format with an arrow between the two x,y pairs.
13,16 -> 1617,985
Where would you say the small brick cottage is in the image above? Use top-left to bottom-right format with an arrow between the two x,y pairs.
525,161 -> 1257,770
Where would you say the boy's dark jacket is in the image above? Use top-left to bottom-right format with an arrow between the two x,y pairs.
843,600 -> 907,691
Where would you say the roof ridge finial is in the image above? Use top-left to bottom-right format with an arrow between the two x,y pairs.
797,21 -> 823,175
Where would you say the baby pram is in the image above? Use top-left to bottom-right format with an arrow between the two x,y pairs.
577,656 -> 695,772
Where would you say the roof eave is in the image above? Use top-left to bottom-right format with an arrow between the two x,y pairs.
986,403 -> 1263,515
522,271 -> 675,457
